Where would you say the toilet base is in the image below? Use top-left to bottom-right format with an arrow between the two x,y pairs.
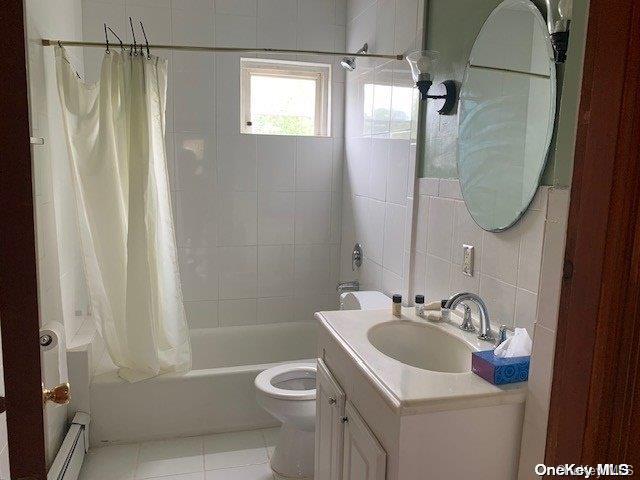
270,423 -> 315,479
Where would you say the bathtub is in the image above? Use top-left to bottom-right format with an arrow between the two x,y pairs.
89,322 -> 317,446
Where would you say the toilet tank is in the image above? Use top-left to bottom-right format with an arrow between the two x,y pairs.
339,291 -> 390,310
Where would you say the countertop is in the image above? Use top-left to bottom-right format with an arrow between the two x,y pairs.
314,307 -> 527,415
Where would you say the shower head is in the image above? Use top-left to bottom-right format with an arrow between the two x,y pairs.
340,57 -> 356,71
340,43 -> 368,71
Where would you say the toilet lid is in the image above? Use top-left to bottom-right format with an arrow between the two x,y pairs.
255,363 -> 316,400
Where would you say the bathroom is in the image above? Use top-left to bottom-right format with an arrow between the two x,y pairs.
2,0 -> 639,478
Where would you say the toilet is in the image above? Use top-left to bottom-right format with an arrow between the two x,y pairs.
255,363 -> 317,478
254,291 -> 389,479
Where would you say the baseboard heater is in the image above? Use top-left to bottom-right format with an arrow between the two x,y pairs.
48,413 -> 90,480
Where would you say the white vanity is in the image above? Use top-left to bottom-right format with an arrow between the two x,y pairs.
314,307 -> 526,480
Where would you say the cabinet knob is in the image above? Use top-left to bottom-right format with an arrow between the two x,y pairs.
328,397 -> 337,405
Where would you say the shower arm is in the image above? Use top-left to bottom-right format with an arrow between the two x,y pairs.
42,39 -> 404,61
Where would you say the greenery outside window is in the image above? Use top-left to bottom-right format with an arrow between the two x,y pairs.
240,58 -> 331,137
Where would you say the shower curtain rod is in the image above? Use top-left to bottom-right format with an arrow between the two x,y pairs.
42,39 -> 404,60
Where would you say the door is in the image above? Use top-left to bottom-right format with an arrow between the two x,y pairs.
0,1 -> 48,478
341,402 -> 386,480
315,359 -> 346,480
546,0 -> 640,465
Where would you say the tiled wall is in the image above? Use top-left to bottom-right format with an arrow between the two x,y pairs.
413,178 -> 549,335
340,0 -> 424,299
81,0 -> 347,327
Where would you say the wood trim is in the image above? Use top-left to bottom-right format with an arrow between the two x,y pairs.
546,0 -> 640,465
0,1 -> 47,478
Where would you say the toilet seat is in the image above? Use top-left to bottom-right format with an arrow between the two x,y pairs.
255,364 -> 316,401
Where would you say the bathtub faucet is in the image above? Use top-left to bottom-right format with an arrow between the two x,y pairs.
337,281 -> 360,295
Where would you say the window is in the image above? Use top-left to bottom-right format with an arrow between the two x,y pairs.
241,58 -> 331,137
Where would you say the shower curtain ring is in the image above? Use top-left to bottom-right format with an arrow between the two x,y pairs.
104,23 -> 110,54
139,21 -> 151,59
129,17 -> 138,56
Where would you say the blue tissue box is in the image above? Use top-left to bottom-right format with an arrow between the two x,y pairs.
471,350 -> 530,385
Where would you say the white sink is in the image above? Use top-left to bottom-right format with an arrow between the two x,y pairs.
367,321 -> 473,373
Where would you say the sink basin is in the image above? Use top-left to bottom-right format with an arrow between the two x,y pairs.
367,321 -> 473,373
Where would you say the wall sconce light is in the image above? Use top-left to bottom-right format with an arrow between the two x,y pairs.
406,50 -> 457,115
545,0 -> 572,63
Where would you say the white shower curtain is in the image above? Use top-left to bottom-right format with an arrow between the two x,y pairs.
55,47 -> 191,382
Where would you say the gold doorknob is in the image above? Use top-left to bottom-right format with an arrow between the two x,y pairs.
43,383 -> 70,405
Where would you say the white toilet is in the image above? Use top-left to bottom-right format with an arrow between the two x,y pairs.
255,362 -> 317,479
254,291 -> 389,479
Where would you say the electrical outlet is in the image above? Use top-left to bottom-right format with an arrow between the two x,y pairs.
462,245 -> 474,276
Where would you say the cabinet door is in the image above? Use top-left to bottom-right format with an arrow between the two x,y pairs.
315,359 -> 346,480
342,402 -> 386,480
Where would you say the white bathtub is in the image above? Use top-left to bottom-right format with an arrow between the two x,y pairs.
89,322 -> 317,446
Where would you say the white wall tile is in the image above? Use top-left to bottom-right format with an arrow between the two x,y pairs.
296,137 -> 333,191
257,297 -> 296,323
215,53 -> 241,137
382,202 -> 405,275
177,189 -> 218,247
258,245 -> 295,297
219,299 -> 259,326
394,0 -> 419,52
386,138 -> 410,205
295,192 -> 332,243
257,16 -> 298,49
425,254 -> 451,301
294,244 -> 337,295
179,247 -> 219,301
257,135 -> 296,191
217,192 -> 258,245
171,6 -> 214,46
369,138 -> 389,201
479,274 -> 517,327
215,0 -> 258,16
175,132 -> 216,191
184,300 -> 219,328
381,267 -> 402,297
516,209 -> 546,293
374,0 -> 395,54
215,15 -> 257,48
515,288 -> 537,336
451,200 -> 483,266
217,134 -> 257,191
364,198 -> 386,264
297,23 -> 336,51
414,194 -> 429,253
218,246 -> 258,299
257,192 -> 295,244
360,257 -> 383,290
481,228 -> 521,285
426,196 -> 454,260
124,5 -> 172,44
299,0 -> 335,24
173,53 -> 215,132
258,0 -> 298,21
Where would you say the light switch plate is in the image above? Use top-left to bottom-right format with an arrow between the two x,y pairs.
462,244 -> 474,276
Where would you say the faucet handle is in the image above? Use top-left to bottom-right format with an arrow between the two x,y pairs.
459,304 -> 476,332
497,324 -> 514,346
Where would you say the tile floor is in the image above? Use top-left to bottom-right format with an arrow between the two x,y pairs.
79,428 -> 285,480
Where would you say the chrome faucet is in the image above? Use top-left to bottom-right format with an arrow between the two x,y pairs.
337,280 -> 360,295
444,292 -> 495,342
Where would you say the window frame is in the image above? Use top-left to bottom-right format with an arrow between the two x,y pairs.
240,58 -> 332,137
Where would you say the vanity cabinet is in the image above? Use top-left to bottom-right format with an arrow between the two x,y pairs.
342,402 -> 386,480
315,360 -> 346,480
315,359 -> 387,480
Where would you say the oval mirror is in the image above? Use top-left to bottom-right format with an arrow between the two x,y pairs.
457,0 -> 556,231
